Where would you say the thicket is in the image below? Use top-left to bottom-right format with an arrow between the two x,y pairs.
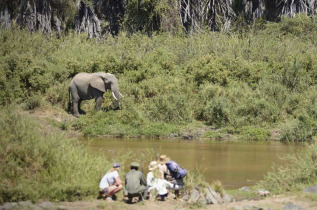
0,15 -> 316,141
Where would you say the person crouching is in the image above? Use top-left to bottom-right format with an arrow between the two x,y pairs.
124,162 -> 148,203
148,168 -> 173,201
99,163 -> 123,201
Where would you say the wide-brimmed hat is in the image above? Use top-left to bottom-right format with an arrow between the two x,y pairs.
148,161 -> 158,171
113,163 -> 121,168
159,155 -> 168,164
130,162 -> 140,168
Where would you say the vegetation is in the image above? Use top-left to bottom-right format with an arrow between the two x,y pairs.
1,15 -> 316,141
0,105 -> 110,202
1,14 -> 317,205
259,144 -> 317,194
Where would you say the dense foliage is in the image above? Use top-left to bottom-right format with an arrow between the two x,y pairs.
0,15 -> 316,141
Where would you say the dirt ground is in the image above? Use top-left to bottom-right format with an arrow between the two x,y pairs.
57,194 -> 317,210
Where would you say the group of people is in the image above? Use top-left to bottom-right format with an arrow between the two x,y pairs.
99,155 -> 185,202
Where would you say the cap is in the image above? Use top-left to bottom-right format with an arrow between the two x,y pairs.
113,163 -> 121,168
130,162 -> 140,167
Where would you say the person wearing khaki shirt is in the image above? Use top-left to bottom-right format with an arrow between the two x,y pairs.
125,162 -> 148,198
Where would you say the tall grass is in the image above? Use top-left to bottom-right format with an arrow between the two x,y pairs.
0,15 -> 316,141
259,144 -> 317,194
0,105 -> 110,202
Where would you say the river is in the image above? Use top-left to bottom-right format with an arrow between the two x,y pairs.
81,138 -> 303,189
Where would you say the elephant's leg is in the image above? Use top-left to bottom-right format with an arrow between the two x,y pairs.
72,98 -> 80,118
95,96 -> 103,110
78,99 -> 86,115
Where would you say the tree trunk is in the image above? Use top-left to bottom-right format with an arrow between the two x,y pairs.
16,0 -> 62,34
75,1 -> 101,38
0,4 -> 11,29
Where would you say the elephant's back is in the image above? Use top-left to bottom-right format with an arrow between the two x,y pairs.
70,73 -> 91,86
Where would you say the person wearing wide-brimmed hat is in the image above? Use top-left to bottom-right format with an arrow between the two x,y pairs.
99,163 -> 123,201
148,167 -> 174,201
158,155 -> 184,198
158,155 -> 170,179
124,162 -> 148,201
147,161 -> 160,188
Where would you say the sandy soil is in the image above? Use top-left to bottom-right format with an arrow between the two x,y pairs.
57,194 -> 317,210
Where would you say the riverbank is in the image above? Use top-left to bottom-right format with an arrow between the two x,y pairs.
2,192 -> 317,210
2,104 -> 317,209
51,193 -> 317,210
20,105 -> 286,142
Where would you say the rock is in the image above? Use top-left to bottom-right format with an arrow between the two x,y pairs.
223,193 -> 232,203
282,202 -> 303,210
257,189 -> 270,197
205,187 -> 218,205
303,185 -> 317,194
188,188 -> 200,203
243,205 -> 264,210
57,206 -> 67,210
198,195 -> 207,205
182,193 -> 190,201
0,202 -> 17,210
209,190 -> 222,204
39,201 -> 54,209
18,201 -> 33,208
182,135 -> 194,140
239,186 -> 250,192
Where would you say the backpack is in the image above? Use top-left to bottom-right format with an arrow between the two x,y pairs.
165,161 -> 187,179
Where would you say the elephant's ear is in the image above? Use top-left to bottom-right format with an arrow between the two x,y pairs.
90,76 -> 106,92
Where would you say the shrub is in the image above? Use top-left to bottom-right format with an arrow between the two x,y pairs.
278,116 -> 314,142
23,93 -> 42,110
0,15 -> 316,140
0,105 -> 109,202
259,144 -> 317,194
237,126 -> 271,141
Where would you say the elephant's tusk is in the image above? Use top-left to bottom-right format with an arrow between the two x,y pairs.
119,92 -> 124,98
112,92 -> 119,100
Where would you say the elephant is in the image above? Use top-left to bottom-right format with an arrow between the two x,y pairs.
68,72 -> 123,117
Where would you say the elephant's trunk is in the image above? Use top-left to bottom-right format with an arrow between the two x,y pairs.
111,84 -> 120,110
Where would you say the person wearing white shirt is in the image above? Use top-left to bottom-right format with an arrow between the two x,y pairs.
147,161 -> 159,188
99,163 -> 123,201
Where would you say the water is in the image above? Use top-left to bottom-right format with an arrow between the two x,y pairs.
81,138 -> 303,189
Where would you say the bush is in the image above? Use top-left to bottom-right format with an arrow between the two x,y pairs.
0,105 -> 109,202
278,117 -> 314,142
23,93 -> 42,110
0,15 -> 316,140
237,126 -> 271,141
259,144 -> 317,194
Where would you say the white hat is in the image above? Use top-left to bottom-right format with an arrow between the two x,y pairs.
148,161 -> 158,171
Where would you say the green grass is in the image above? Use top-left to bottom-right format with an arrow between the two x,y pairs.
0,105 -> 116,202
258,144 -> 317,194
0,15 -> 317,141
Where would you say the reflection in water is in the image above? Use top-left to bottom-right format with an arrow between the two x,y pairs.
81,138 -> 303,189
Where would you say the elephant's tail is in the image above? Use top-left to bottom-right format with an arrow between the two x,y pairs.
67,87 -> 71,112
